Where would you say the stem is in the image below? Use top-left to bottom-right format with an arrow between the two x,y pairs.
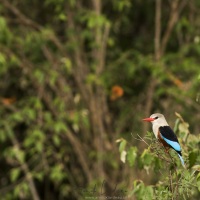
166,151 -> 180,199
169,170 -> 174,199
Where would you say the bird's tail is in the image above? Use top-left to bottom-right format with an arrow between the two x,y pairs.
178,154 -> 186,168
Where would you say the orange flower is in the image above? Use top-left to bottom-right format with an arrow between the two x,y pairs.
1,97 -> 16,105
110,85 -> 124,101
173,78 -> 183,88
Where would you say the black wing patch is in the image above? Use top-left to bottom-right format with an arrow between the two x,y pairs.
159,126 -> 179,143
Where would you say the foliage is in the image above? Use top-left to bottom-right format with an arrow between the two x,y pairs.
0,0 -> 200,199
118,113 -> 200,199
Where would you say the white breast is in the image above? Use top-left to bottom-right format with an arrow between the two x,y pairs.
152,123 -> 159,138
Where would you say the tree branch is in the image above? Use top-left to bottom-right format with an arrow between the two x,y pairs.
1,0 -> 41,30
4,124 -> 40,200
160,0 -> 188,55
91,0 -> 110,75
19,56 -> 94,183
142,0 -> 161,135
155,0 -> 161,61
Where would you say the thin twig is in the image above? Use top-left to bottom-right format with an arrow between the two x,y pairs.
132,133 -> 150,146
169,170 -> 174,199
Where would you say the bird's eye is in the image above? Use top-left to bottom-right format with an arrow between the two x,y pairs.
154,117 -> 158,119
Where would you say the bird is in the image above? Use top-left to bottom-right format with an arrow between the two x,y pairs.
143,113 -> 185,167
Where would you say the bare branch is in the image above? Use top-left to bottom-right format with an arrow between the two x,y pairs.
91,0 -> 110,75
155,0 -> 161,61
161,0 -> 188,55
142,80 -> 157,135
66,8 -> 93,104
63,130 -> 93,182
142,0 -> 161,135
132,133 -> 150,146
91,0 -> 101,14
97,22 -> 110,75
1,0 -> 41,30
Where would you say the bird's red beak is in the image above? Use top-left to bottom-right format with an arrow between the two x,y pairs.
142,117 -> 154,122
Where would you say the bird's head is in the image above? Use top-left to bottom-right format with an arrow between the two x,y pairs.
143,113 -> 168,126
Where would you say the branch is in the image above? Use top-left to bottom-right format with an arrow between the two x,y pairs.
133,134 -> 150,146
1,0 -> 41,30
97,22 -> 110,75
91,0 -> 101,14
169,170 -> 173,196
63,130 -> 93,182
155,0 -> 161,61
142,80 -> 157,136
4,123 -> 40,200
91,0 -> 110,75
142,0 -> 161,135
0,176 -> 26,195
66,8 -> 93,104
1,0 -> 67,57
19,56 -> 94,183
160,0 -> 188,55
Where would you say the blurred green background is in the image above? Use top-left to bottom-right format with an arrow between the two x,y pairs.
0,0 -> 200,199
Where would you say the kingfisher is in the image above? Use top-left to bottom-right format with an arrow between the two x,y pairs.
143,113 -> 185,167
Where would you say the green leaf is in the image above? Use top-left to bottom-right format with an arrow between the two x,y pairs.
36,142 -> 43,152
62,57 -> 72,73
14,147 -> 25,163
53,135 -> 61,146
130,181 -> 154,200
0,17 -> 12,44
14,182 -> 29,198
119,139 -> 127,153
23,108 -> 36,121
140,149 -> 153,166
58,13 -> 67,21
33,129 -> 45,140
0,53 -> 6,65
197,180 -> 200,192
0,129 -> 7,142
24,129 -> 45,152
32,171 -> 44,181
120,150 -> 127,163
127,146 -> 137,167
86,73 -> 100,85
54,121 -> 67,133
189,151 -> 198,168
50,164 -> 66,183
0,53 -> 8,74
11,112 -> 23,122
144,186 -> 154,199
196,172 -> 200,181
178,122 -> 189,134
174,119 -> 180,133
10,168 -> 20,182
33,69 -> 45,83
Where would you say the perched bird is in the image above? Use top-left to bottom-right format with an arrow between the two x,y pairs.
143,113 -> 185,167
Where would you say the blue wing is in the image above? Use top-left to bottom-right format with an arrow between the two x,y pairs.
161,136 -> 181,152
159,126 -> 185,167
159,126 -> 181,152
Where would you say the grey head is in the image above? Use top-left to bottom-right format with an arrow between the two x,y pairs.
143,113 -> 169,138
149,113 -> 169,126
